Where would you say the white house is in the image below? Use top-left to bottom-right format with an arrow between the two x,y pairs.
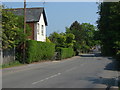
6,7 -> 48,42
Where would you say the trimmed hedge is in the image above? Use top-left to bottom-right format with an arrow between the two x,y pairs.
56,47 -> 74,59
26,40 -> 55,63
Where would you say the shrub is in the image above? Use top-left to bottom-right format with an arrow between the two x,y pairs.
56,47 -> 74,59
26,40 -> 55,63
116,50 -> 120,60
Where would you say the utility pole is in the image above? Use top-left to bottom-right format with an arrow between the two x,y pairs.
24,0 -> 26,33
23,0 -> 26,63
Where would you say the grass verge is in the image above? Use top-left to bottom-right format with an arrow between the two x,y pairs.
0,61 -> 22,69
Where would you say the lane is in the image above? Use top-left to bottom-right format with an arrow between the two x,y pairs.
32,56 -> 106,88
2,56 -> 85,88
2,54 -> 118,88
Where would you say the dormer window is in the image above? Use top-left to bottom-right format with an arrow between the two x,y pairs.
41,25 -> 44,36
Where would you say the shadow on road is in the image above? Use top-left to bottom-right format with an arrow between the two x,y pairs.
79,53 -> 119,71
79,52 -> 119,88
86,76 -> 118,88
85,58 -> 118,88
104,57 -> 120,71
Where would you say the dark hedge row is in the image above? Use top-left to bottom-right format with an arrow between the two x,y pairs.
56,47 -> 74,59
26,40 -> 55,63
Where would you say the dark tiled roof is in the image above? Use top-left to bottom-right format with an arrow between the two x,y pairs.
4,8 -> 48,25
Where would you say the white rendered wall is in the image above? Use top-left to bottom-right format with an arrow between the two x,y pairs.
34,13 -> 46,42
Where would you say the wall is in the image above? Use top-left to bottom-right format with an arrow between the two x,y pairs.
27,22 -> 34,40
34,13 -> 46,42
2,48 -> 15,64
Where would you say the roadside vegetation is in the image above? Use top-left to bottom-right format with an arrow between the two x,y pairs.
1,61 -> 22,68
2,9 -> 31,50
2,7 -> 31,67
49,21 -> 100,56
25,40 -> 55,63
97,2 -> 120,58
56,47 -> 74,60
97,1 -> 120,88
97,2 -> 120,60
2,6 -> 99,67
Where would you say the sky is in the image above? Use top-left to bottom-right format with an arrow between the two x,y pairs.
2,2 -> 99,36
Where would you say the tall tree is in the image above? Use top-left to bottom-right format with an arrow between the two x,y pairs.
81,23 -> 97,48
97,2 -> 120,56
69,21 -> 83,43
67,21 -> 96,53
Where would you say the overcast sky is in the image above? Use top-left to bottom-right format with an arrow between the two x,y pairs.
2,2 -> 99,36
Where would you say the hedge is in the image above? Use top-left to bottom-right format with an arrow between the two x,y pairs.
26,40 -> 55,63
56,47 -> 74,59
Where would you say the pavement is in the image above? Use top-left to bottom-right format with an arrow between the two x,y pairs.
2,53 -> 119,88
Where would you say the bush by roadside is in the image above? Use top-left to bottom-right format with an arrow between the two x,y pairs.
56,47 -> 74,60
26,40 -> 55,63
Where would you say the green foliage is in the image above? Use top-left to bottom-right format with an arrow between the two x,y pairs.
114,41 -> 120,50
114,41 -> 120,60
80,23 -> 97,47
97,2 -> 120,56
2,10 -> 31,49
68,21 -> 83,43
49,21 -> 97,55
66,33 -> 76,48
2,61 -> 22,68
49,32 -> 75,48
56,33 -> 66,47
116,50 -> 120,60
26,40 -> 55,63
46,37 -> 51,42
56,47 -> 74,59
67,21 -> 97,54
49,32 -> 59,44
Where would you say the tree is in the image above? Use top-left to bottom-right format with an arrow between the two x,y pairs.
49,21 -> 97,55
67,21 -> 97,53
49,32 -> 75,48
81,23 -> 97,48
97,2 -> 120,56
69,21 -> 83,43
65,33 -> 76,48
46,37 -> 51,42
49,32 -> 60,45
2,10 -> 31,49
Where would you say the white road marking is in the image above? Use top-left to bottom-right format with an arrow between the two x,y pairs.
32,73 -> 61,85
65,64 -> 85,73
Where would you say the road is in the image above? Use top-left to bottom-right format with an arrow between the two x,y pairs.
2,53 -> 119,88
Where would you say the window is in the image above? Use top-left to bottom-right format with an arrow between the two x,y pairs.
41,25 -> 44,36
